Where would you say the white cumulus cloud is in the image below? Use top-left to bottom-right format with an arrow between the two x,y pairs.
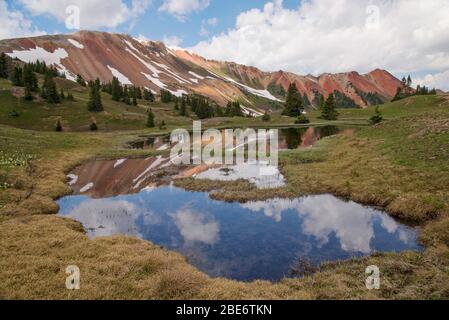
0,0 -> 46,40
159,0 -> 210,20
191,0 -> 449,78
17,0 -> 152,29
415,70 -> 449,91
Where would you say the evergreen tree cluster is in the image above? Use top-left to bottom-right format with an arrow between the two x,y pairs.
160,89 -> 175,103
1,55 -> 76,103
267,82 -> 286,98
225,101 -> 244,117
356,89 -> 384,106
415,85 -> 437,95
333,90 -> 359,108
102,77 -> 153,106
76,74 -> 86,87
393,75 -> 437,102
189,95 -> 217,119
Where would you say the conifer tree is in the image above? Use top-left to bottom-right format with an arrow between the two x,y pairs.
12,67 -> 23,86
24,86 -> 33,101
60,88 -> 65,100
262,112 -> 271,122
407,75 -> 412,87
143,89 -> 155,102
146,108 -> 155,128
55,120 -> 63,132
111,77 -> 122,101
41,74 -> 60,104
0,53 -> 9,78
179,98 -> 188,116
369,106 -> 383,125
76,74 -> 86,87
282,83 -> 303,117
22,64 -> 38,91
87,81 -> 103,112
321,93 -> 338,120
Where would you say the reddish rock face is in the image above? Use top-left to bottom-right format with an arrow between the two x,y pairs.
0,31 -> 403,109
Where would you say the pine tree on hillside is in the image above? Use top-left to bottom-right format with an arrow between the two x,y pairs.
111,77 -> 122,101
369,106 -> 383,125
60,88 -> 65,100
76,74 -> 86,87
146,108 -> 155,128
24,86 -> 33,100
407,75 -> 412,87
11,67 -> 23,86
179,98 -> 188,116
87,82 -> 103,112
321,93 -> 338,120
143,89 -> 155,102
22,64 -> 38,91
401,77 -> 407,86
41,74 -> 60,104
231,101 -> 243,117
0,53 -> 10,78
136,87 -> 142,99
282,83 -> 303,117
122,85 -> 131,105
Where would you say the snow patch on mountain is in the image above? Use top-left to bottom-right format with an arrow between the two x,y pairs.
153,62 -> 191,84
7,46 -> 76,81
225,76 -> 282,102
142,72 -> 167,89
188,71 -> 205,80
169,89 -> 188,97
124,40 -> 139,53
107,65 -> 133,85
68,39 -> 84,49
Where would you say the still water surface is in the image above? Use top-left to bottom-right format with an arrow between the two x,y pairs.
58,186 -> 421,281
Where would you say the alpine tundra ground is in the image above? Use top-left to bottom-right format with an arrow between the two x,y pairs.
1,94 -> 449,299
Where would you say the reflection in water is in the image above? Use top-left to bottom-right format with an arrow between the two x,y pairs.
195,161 -> 286,189
129,126 -> 344,150
58,187 -> 421,281
279,126 -> 341,150
170,208 -> 220,245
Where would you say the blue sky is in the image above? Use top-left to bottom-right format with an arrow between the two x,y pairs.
1,0 -> 449,90
5,0 -> 301,47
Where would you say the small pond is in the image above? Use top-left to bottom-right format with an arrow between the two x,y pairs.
129,126 -> 349,151
58,181 -> 421,282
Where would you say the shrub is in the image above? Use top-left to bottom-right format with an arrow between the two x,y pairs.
295,114 -> 310,124
262,112 -> 271,122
